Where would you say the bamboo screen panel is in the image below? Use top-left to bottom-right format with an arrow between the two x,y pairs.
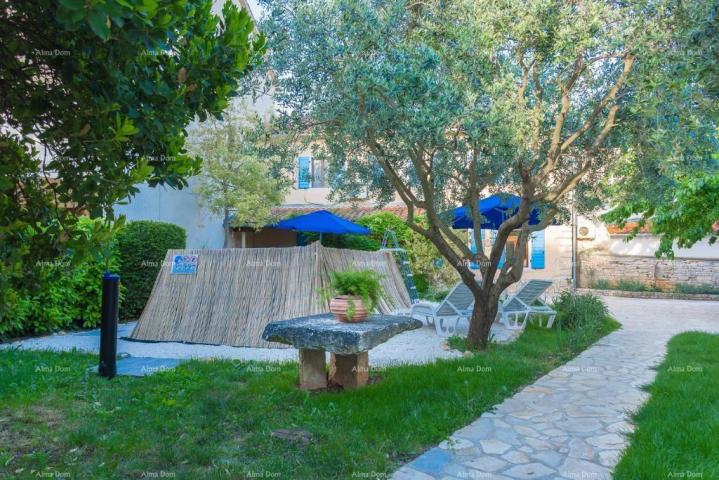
129,243 -> 411,348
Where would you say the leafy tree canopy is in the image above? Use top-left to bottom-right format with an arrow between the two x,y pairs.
187,105 -> 296,246
257,0 -> 717,348
599,4 -> 719,256
1,0 -> 263,324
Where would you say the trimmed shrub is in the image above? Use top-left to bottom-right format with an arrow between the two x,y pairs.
116,221 -> 186,320
0,217 -> 122,338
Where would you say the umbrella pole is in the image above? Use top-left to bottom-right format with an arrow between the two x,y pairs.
319,232 -> 323,245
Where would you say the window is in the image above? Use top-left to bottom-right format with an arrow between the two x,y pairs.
311,157 -> 327,188
297,156 -> 327,189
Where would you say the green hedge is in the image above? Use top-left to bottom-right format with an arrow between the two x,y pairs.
0,218 -> 123,338
117,221 -> 186,320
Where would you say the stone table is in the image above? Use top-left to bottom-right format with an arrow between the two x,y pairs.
262,313 -> 422,390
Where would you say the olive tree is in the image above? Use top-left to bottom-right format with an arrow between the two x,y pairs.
258,0 -> 716,348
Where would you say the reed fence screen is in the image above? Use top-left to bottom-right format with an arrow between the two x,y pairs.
129,243 -> 411,348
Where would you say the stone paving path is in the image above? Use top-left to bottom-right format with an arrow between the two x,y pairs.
393,297 -> 719,480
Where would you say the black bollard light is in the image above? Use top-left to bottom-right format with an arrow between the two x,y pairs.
99,273 -> 120,379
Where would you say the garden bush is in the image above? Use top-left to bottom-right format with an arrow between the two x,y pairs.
0,218 -> 122,338
552,290 -> 610,350
589,278 -> 612,290
552,290 -> 609,330
673,283 -> 719,295
356,212 -> 458,295
116,221 -> 186,320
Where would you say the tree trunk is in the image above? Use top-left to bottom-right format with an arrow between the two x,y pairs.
466,287 -> 499,350
223,208 -> 230,249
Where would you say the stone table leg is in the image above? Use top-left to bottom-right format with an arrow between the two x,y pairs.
329,352 -> 369,389
298,348 -> 327,390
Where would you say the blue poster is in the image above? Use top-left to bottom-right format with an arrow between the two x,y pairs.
171,254 -> 198,275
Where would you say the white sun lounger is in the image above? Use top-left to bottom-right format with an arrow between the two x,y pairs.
410,281 -> 477,336
498,279 -> 556,330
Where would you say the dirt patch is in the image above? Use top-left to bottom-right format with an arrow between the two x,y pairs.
0,404 -> 79,470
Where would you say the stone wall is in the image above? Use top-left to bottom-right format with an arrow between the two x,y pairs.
578,250 -> 719,290
578,288 -> 719,301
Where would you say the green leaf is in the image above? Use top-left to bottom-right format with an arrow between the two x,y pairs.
88,10 -> 111,40
58,0 -> 85,10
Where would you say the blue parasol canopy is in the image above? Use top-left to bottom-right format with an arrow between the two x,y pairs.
274,210 -> 371,235
450,193 -> 543,229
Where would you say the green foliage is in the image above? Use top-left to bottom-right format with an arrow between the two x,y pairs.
420,287 -> 451,302
322,269 -> 387,314
188,106 -> 296,246
316,233 -> 380,251
599,0 -> 719,255
615,279 -> 660,292
358,212 -> 459,294
357,212 -> 458,293
590,279 -> 613,290
552,291 -> 613,351
603,172 -> 719,258
304,211 -> 458,295
0,218 -> 124,338
553,291 -> 609,330
673,283 -> 719,295
356,212 -> 413,245
1,0 -> 263,329
116,221 -> 186,320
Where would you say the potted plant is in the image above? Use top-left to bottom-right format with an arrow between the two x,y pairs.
322,269 -> 386,322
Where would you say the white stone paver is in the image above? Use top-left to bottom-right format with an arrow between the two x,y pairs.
393,297 -> 719,480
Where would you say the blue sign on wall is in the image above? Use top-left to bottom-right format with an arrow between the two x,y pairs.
171,254 -> 198,275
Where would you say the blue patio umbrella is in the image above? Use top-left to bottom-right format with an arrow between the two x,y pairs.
450,193 -> 543,229
274,210 -> 370,242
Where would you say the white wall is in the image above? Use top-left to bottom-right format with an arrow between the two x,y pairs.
114,177 -> 225,249
605,236 -> 719,259
578,216 -> 719,260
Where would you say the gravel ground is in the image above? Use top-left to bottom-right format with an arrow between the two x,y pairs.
0,321 -> 465,366
0,317 -> 523,366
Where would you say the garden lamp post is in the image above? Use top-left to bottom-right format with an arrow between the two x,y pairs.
98,272 -> 120,379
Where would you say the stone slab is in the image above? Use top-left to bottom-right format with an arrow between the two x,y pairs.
262,313 -> 422,354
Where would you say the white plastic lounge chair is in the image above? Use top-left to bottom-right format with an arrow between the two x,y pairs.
410,281 -> 477,336
497,279 -> 556,330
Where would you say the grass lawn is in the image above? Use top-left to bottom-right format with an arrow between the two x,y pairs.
0,318 -> 618,480
613,331 -> 719,479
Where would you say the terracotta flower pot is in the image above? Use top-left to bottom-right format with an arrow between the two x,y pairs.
330,295 -> 368,323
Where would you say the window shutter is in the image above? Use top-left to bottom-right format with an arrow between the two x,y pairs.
297,156 -> 311,189
490,230 -> 505,268
469,229 -> 480,270
530,230 -> 546,269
